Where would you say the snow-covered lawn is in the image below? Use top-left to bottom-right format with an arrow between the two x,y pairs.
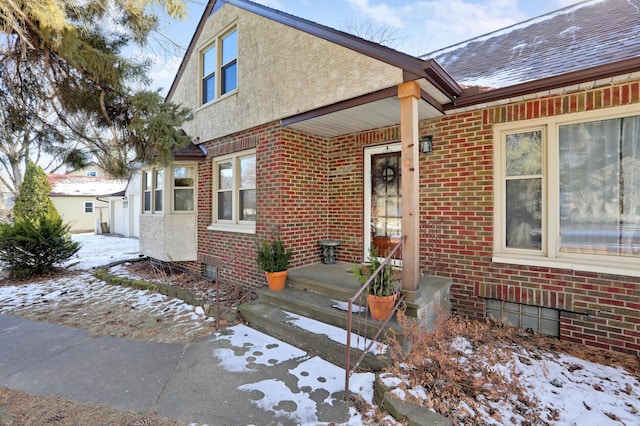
0,233 -> 638,425
382,343 -> 640,425
65,233 -> 142,270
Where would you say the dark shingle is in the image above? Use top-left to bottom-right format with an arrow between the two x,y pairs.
425,0 -> 640,89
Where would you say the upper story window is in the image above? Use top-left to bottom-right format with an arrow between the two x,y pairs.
210,149 -> 256,233
494,106 -> 640,275
201,28 -> 237,105
86,170 -> 97,177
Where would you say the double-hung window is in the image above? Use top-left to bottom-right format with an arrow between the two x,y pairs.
143,165 -> 197,214
210,149 -> 256,233
494,106 -> 640,275
173,166 -> 195,212
143,171 -> 152,212
201,28 -> 237,105
84,201 -> 94,214
154,169 -> 163,212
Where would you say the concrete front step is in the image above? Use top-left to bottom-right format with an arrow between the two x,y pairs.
237,299 -> 389,371
238,263 -> 453,374
255,286 -> 402,341
286,262 -> 361,301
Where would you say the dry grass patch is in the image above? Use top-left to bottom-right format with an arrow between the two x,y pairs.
386,309 -> 640,425
0,387 -> 187,426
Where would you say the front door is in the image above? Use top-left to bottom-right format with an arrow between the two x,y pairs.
364,144 -> 402,262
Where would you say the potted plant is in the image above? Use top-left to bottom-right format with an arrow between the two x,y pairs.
257,237 -> 293,291
352,247 -> 399,320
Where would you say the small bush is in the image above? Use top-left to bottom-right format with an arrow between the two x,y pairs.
256,237 -> 292,272
13,161 -> 61,223
0,216 -> 80,279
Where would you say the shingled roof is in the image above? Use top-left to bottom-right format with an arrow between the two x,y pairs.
427,0 -> 640,91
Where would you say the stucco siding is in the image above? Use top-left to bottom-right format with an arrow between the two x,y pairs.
140,214 -> 197,261
169,4 -> 404,142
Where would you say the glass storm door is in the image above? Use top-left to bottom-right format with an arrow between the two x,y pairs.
364,144 -> 402,261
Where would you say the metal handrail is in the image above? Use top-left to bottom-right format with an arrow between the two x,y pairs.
344,235 -> 406,401
214,225 -> 281,326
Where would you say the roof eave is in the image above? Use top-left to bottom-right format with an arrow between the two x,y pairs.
166,1 -> 217,101
168,0 -> 461,103
281,85 -> 445,128
446,57 -> 640,110
422,59 -> 463,99
226,0 -> 426,73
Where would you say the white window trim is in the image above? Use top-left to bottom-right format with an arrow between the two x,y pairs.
142,167 -> 167,215
493,104 -> 640,277
171,163 -> 197,214
199,24 -> 238,107
143,170 -> 152,213
154,169 -> 164,213
84,201 -> 94,214
208,148 -> 256,235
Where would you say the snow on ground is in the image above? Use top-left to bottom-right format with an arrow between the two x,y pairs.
65,233 -> 142,270
381,335 -> 640,425
212,324 -> 376,426
0,272 -> 212,324
283,310 -> 386,355
0,234 -> 381,424
2,233 -> 639,424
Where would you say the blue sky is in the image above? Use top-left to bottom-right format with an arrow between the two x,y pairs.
145,0 -> 581,93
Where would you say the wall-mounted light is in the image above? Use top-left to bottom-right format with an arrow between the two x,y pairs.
420,135 -> 433,153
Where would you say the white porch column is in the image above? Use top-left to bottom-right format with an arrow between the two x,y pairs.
398,81 -> 421,298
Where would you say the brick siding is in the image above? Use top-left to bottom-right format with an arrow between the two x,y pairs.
185,80 -> 640,355
194,122 -> 329,291
420,80 -> 640,355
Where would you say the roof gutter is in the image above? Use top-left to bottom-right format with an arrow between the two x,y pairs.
446,56 -> 640,110
423,59 -> 462,99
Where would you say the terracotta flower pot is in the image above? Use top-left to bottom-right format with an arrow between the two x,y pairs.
265,270 -> 287,291
367,292 -> 398,321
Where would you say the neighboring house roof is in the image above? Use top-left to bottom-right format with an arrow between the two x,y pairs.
428,0 -> 640,108
47,175 -> 128,197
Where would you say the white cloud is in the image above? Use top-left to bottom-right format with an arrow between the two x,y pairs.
346,0 -> 406,28
146,54 -> 183,95
410,0 -> 527,52
337,0 -> 541,54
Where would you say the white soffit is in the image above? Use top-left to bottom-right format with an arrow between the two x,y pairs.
417,78 -> 452,105
285,97 -> 442,138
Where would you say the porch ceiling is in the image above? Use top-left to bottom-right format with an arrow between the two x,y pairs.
283,97 -> 441,138
281,81 -> 449,138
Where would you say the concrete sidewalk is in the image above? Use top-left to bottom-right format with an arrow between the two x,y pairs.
0,314 -> 355,425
